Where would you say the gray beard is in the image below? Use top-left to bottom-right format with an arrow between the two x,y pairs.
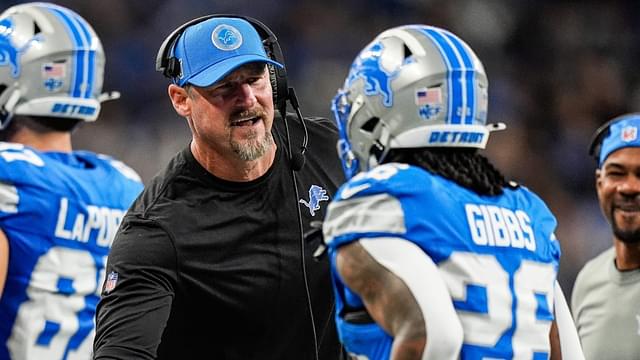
231,130 -> 274,161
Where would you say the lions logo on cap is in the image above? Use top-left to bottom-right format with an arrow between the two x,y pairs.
211,24 -> 243,51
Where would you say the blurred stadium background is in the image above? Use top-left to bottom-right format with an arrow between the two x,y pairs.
5,0 -> 639,300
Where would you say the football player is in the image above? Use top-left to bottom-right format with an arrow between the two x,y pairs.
0,3 -> 142,359
323,24 -> 584,359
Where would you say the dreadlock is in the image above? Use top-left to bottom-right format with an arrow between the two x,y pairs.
385,147 -> 514,196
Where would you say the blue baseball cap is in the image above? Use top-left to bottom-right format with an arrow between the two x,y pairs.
598,114 -> 640,166
171,17 -> 283,87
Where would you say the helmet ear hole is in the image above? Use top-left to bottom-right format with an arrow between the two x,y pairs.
360,117 -> 380,133
403,44 -> 412,59
33,20 -> 41,35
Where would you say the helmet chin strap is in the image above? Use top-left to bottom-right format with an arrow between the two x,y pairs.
367,140 -> 389,171
0,89 -> 22,130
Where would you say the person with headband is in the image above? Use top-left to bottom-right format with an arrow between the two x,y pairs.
572,113 -> 640,360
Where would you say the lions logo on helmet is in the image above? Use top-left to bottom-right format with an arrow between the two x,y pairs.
0,3 -> 119,129
0,18 -> 23,78
345,42 -> 403,108
332,24 -> 505,180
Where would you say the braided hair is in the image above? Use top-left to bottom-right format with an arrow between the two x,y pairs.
385,148 -> 514,196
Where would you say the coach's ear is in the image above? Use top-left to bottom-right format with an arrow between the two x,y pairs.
168,84 -> 191,118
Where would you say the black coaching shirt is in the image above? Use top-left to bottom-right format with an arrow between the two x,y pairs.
93,115 -> 345,359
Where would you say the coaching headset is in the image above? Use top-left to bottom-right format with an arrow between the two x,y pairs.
155,14 -> 308,171
155,14 -> 319,359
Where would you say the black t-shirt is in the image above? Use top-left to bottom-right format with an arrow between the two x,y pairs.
94,115 -> 345,359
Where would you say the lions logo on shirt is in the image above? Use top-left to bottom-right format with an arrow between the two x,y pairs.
299,185 -> 329,216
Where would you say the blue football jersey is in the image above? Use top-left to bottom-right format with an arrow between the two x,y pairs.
0,142 -> 143,360
324,163 -> 561,360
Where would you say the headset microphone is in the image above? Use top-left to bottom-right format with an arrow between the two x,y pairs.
290,147 -> 306,171
286,87 -> 308,171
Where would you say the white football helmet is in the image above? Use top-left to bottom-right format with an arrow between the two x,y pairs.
332,24 -> 505,179
0,2 -> 118,129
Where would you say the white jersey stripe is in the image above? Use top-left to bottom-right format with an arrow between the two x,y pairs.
0,182 -> 18,214
324,193 -> 406,245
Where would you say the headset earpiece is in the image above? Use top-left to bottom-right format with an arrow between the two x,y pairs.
155,14 -> 216,79
246,17 -> 289,111
266,64 -> 280,110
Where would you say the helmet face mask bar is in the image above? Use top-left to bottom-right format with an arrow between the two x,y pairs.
332,25 -> 505,180
332,88 -> 359,179
0,3 -> 118,130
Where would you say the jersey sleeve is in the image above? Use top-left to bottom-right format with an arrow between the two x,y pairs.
323,163 -> 418,250
520,186 -> 562,267
0,143 -> 42,221
324,190 -> 407,250
0,181 -> 18,220
93,214 -> 178,359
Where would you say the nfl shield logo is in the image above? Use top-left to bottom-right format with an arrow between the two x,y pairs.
104,271 -> 118,293
621,126 -> 637,142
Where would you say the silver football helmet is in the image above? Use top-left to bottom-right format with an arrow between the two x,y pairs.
0,2 -> 118,129
332,24 -> 505,179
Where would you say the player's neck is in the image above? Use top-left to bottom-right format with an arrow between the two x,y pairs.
11,130 -> 72,153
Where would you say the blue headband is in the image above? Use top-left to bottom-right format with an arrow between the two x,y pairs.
599,114 -> 640,166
